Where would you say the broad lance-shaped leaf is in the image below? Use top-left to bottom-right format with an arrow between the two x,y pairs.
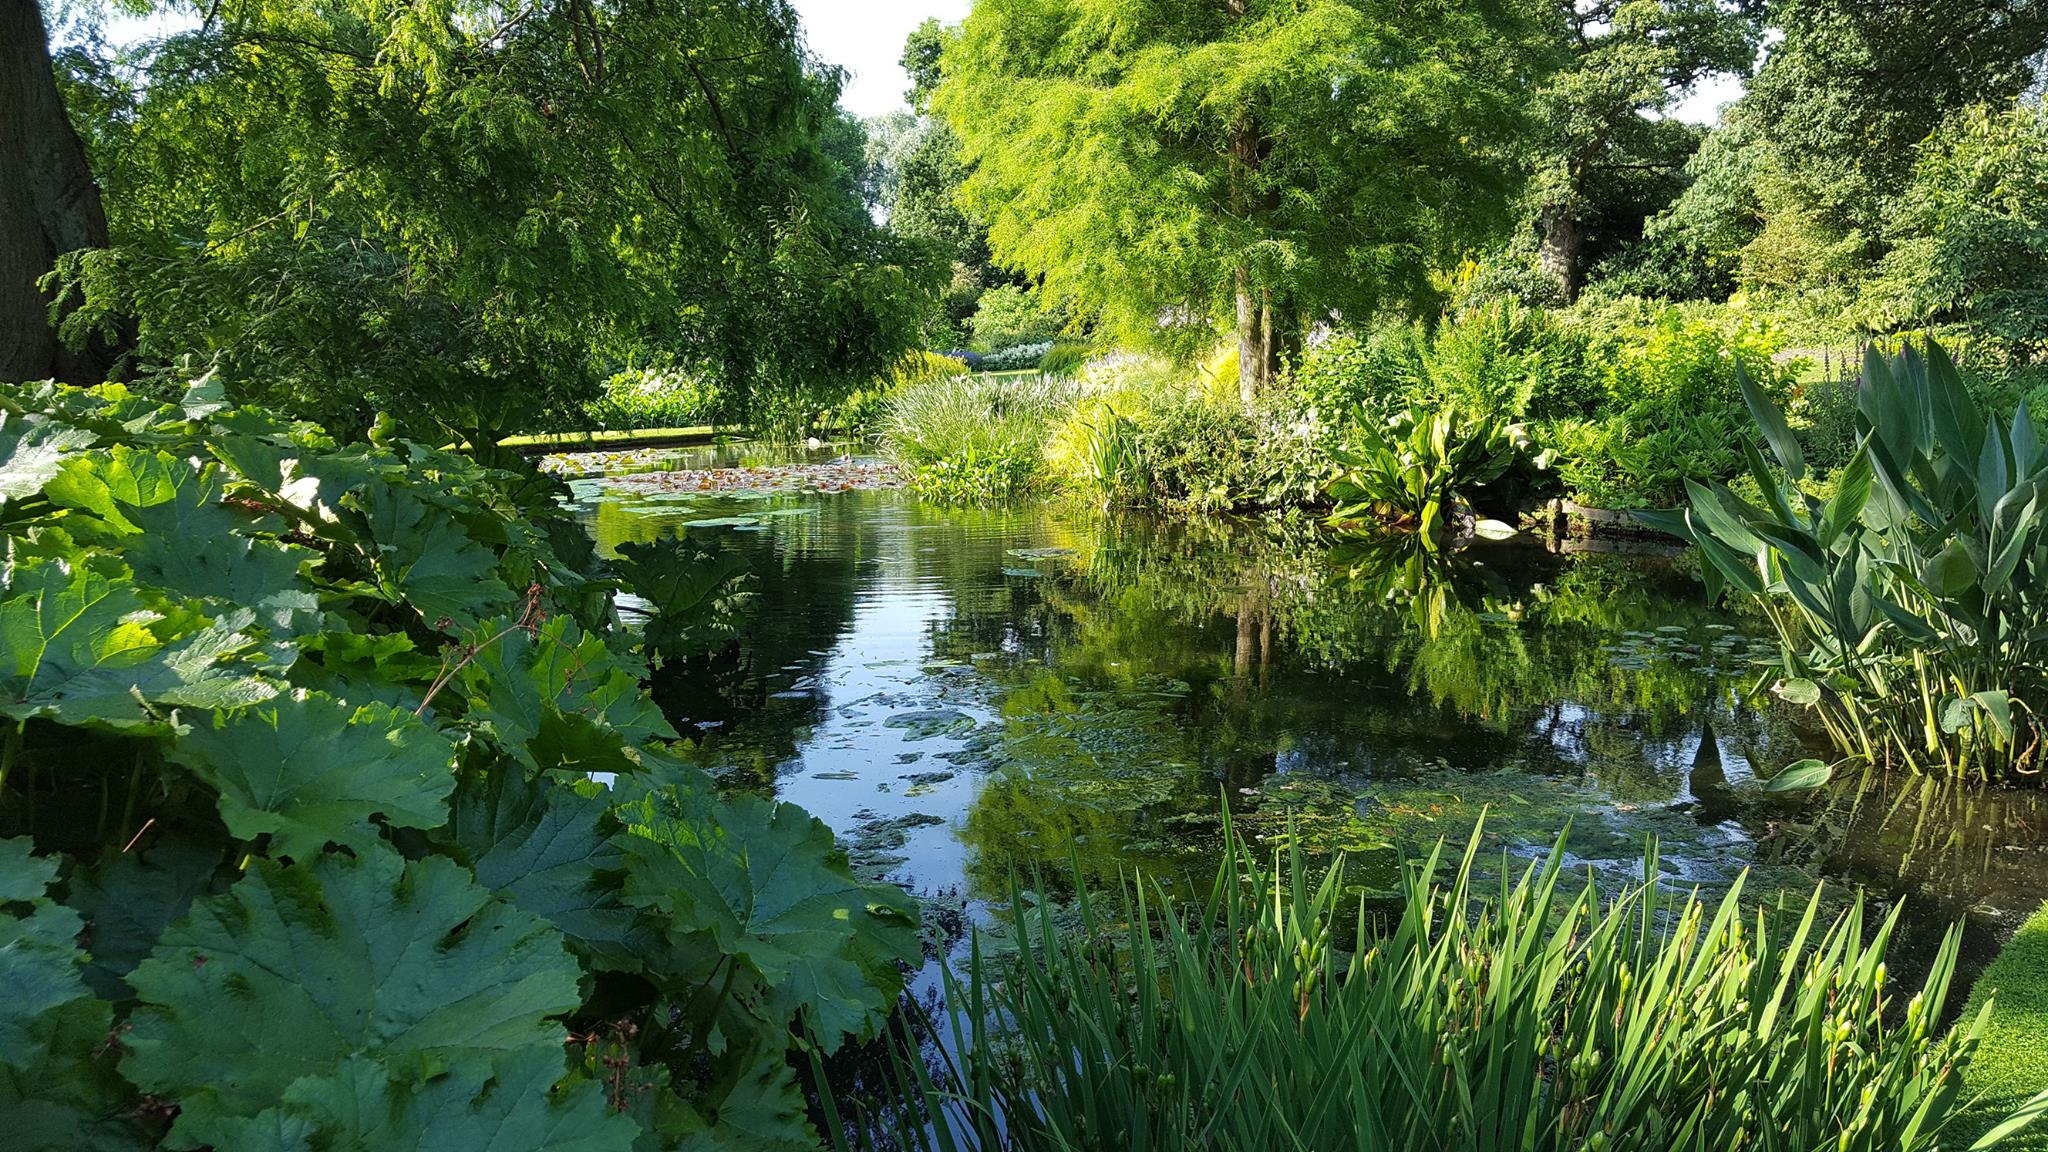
0,559 -> 276,727
201,1049 -> 637,1152
0,838 -> 148,1151
615,782 -> 919,1047
167,690 -> 457,859
124,849 -> 583,1147
0,412 -> 96,504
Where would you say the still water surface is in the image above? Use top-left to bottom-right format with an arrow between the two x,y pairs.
569,449 -> 2048,989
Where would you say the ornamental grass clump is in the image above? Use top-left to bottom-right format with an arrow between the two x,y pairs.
831,817 -> 2024,1152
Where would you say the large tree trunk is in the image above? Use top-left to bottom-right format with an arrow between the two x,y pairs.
1,0 -> 114,383
1538,200 -> 1587,305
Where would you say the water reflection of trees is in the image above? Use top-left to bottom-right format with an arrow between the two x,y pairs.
935,509 -> 1812,893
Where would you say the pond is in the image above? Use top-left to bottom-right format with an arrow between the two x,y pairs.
566,449 -> 2048,993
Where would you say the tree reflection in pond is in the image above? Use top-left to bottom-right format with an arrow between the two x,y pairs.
576,484 -> 2048,987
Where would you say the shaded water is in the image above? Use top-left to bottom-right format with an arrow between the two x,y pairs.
573,462 -> 2048,988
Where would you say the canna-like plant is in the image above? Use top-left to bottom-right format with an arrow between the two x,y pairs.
833,816 -> 2018,1152
1325,404 -> 1549,547
1645,339 -> 2046,779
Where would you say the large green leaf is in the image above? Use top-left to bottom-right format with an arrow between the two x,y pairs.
166,690 -> 457,859
612,537 -> 751,661
0,412 -> 96,504
124,849 -> 583,1145
359,485 -> 507,627
456,615 -> 675,766
615,784 -> 918,1046
447,771 -> 641,970
46,445 -> 252,541
0,560 -> 276,727
65,836 -> 225,1002
211,1049 -> 637,1152
0,838 -> 147,1151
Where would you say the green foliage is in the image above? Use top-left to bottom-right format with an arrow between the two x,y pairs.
1957,900 -> 2048,1150
53,0 -> 939,438
577,369 -> 721,433
906,446 -> 1041,505
968,285 -> 1063,352
612,536 -> 753,663
1651,339 -> 2048,779
843,821 -> 1998,1152
935,0 -> 1543,361
1037,341 -> 1092,376
881,372 -> 1071,469
0,378 -> 917,1150
1422,299 -> 1600,421
1546,302 -> 1799,507
1327,406 -> 1546,543
1867,102 -> 2048,359
1288,323 -> 1428,422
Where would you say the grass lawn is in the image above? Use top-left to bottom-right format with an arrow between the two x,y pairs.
1960,900 -> 2048,1148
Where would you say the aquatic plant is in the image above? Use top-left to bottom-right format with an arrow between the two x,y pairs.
1648,339 -> 2047,779
0,378 -> 915,1150
1325,404 -> 1549,545
831,818 -> 2013,1152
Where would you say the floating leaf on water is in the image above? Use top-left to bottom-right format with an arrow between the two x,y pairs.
1774,678 -> 1822,706
1762,759 -> 1832,792
1471,519 -> 1517,540
1000,567 -> 1044,578
811,771 -> 861,781
682,516 -> 761,528
1004,547 -> 1076,560
883,709 -> 976,740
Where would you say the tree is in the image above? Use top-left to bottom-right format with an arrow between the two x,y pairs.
1662,0 -> 2048,297
0,0 -> 116,384
1528,0 -> 1760,301
935,0 -> 1547,404
46,0 -> 938,437
1867,100 -> 2048,358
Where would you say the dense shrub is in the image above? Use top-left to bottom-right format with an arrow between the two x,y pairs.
834,350 -> 966,436
905,445 -> 1040,503
978,340 -> 1055,371
580,366 -> 720,430
968,284 -> 1063,351
1287,322 -> 1427,420
0,379 -> 915,1150
1421,299 -> 1598,420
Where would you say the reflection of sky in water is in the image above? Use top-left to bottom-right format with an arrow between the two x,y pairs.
575,474 -> 2048,990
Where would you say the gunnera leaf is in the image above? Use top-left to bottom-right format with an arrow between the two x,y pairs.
0,412 -> 96,504
66,835 -> 226,1002
445,771 -> 640,970
0,559 -> 276,728
359,485 -> 508,628
456,615 -> 675,767
614,783 -> 919,1047
123,849 -> 583,1147
205,1049 -> 637,1152
44,445 -> 253,541
611,537 -> 752,661
165,689 -> 457,859
0,838 -> 149,1151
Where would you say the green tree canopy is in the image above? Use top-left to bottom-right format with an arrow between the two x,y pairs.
1527,0 -> 1760,301
1660,0 -> 2048,300
48,0 -> 940,437
933,0 -> 1549,402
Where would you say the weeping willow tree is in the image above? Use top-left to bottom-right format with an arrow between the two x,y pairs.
33,0 -> 941,437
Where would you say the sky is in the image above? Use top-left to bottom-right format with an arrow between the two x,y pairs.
790,0 -> 970,120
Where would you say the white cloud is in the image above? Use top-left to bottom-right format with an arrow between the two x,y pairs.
790,0 -> 969,120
